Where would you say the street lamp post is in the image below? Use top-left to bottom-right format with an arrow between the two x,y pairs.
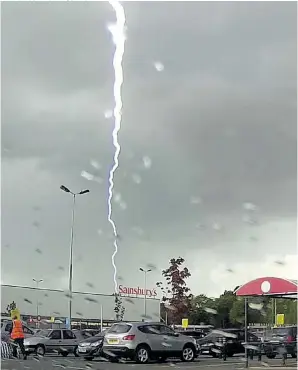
60,185 -> 90,329
139,268 -> 152,318
33,278 -> 43,328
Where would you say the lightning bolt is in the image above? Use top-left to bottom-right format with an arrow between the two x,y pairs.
107,0 -> 126,294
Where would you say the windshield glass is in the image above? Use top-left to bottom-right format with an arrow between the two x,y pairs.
272,328 -> 291,336
109,324 -> 131,334
1,3 -> 295,369
36,330 -> 51,337
94,331 -> 105,337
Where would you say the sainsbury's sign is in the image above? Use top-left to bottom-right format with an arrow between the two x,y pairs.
119,285 -> 157,297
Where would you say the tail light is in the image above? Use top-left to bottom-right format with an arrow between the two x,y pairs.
287,336 -> 294,343
123,335 -> 135,341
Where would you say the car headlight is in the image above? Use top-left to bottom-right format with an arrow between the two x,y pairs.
91,341 -> 102,347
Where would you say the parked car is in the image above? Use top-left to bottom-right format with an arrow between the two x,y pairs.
1,319 -> 34,342
78,331 -> 105,361
198,328 -> 260,357
78,329 -> 101,338
23,329 -> 84,357
176,330 -> 205,354
263,326 -> 297,359
102,322 -> 198,364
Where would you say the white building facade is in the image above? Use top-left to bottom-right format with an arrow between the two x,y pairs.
1,285 -> 160,323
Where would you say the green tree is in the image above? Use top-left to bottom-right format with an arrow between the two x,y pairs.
229,297 -> 270,326
6,301 -> 17,316
215,290 -> 237,328
266,299 -> 298,325
114,294 -> 125,321
158,257 -> 192,324
189,294 -> 217,325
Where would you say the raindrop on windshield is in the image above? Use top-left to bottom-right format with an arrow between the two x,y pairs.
119,201 -> 127,210
153,61 -> 164,72
132,173 -> 142,184
114,192 -> 122,203
104,110 -> 113,118
90,160 -> 101,169
190,196 -> 202,205
243,202 -> 258,211
142,156 -> 152,169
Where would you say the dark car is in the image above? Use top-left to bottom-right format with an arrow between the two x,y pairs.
177,330 -> 206,356
263,326 -> 297,359
198,328 -> 260,357
82,329 -> 101,337
77,332 -> 105,361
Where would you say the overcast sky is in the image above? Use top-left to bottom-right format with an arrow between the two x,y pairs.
1,1 -> 297,299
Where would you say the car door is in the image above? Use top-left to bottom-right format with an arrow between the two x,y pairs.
138,324 -> 162,352
62,330 -> 78,352
46,330 -> 62,353
159,325 -> 181,352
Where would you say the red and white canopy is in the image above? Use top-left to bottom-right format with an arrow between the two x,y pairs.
235,277 -> 298,299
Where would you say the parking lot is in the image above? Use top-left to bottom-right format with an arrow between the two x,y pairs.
1,355 -> 297,370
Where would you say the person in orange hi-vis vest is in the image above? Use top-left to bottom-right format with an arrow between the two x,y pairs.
10,316 -> 27,360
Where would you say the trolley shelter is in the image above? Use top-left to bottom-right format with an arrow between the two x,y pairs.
235,277 -> 298,367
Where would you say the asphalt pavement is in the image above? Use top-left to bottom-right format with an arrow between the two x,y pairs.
1,355 -> 297,370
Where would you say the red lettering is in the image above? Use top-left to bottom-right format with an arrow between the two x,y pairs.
118,285 -> 157,297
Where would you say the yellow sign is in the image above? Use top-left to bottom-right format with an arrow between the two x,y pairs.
50,317 -> 55,323
276,314 -> 284,325
181,318 -> 189,328
10,309 -> 20,320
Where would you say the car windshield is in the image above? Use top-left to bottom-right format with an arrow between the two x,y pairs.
204,330 -> 234,339
36,330 -> 51,337
94,331 -> 106,336
272,328 -> 291,336
108,324 -> 131,334
182,331 -> 205,338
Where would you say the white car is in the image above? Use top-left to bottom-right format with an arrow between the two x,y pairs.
24,329 -> 83,357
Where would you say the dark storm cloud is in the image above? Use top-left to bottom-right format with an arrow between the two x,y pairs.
1,1 -> 296,294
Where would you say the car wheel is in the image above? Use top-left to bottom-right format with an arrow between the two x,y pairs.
227,351 -> 234,357
36,345 -> 45,357
266,353 -> 276,359
74,347 -> 79,357
291,353 -> 297,358
135,345 -> 150,364
84,356 -> 93,361
181,345 -> 195,362
61,351 -> 68,357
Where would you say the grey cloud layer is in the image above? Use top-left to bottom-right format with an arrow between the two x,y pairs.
1,2 -> 296,293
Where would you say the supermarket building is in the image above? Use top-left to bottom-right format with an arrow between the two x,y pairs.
1,284 -> 160,327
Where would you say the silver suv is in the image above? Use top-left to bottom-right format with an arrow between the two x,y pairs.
103,322 -> 197,364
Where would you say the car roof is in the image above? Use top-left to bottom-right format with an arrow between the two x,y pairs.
113,322 -> 161,326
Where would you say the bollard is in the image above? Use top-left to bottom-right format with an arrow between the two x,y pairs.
249,349 -> 254,360
282,351 -> 287,366
257,343 -> 262,362
222,345 -> 227,361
